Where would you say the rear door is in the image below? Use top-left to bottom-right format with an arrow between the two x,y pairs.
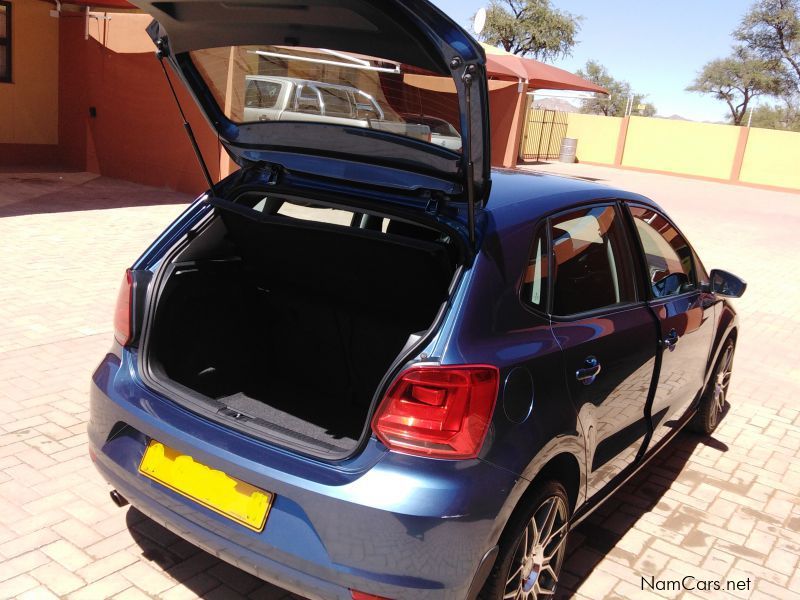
625,204 -> 715,450
132,0 -> 491,219
547,203 -> 660,498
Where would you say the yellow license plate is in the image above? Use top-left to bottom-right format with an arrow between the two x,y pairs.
138,440 -> 273,532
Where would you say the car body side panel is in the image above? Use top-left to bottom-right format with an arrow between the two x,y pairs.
646,291 -> 716,449
551,305 -> 659,499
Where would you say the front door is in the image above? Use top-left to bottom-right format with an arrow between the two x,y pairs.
547,204 -> 660,498
626,205 -> 715,450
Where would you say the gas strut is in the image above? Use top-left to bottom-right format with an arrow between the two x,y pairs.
155,40 -> 217,195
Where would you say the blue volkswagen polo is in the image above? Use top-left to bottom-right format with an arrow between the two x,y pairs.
89,1 -> 746,598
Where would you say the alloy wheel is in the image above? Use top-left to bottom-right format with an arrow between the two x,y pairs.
503,495 -> 569,599
709,344 -> 734,428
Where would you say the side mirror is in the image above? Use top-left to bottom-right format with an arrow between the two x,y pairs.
710,269 -> 747,298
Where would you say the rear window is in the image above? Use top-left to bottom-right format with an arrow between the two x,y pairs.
189,45 -> 462,151
550,205 -> 636,315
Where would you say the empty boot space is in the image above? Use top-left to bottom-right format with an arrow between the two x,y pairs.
147,204 -> 455,453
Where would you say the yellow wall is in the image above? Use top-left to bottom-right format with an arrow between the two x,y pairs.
739,127 -> 800,190
565,113 -> 621,164
0,0 -> 59,145
622,117 -> 740,180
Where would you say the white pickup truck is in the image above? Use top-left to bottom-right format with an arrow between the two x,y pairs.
242,75 -> 439,143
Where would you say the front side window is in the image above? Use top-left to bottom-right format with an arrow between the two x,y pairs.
0,2 -> 10,83
629,206 -> 697,298
550,205 -> 635,315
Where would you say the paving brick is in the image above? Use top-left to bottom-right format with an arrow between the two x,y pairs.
18,586 -> 61,600
30,561 -> 86,596
119,560 -> 177,595
0,574 -> 39,599
0,550 -> 49,584
76,549 -> 139,584
67,573 -> 132,600
41,539 -> 93,571
0,527 -> 60,560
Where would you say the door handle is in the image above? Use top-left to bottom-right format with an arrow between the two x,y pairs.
576,356 -> 602,385
661,328 -> 679,351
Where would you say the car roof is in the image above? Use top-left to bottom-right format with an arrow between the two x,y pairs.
485,168 -> 660,223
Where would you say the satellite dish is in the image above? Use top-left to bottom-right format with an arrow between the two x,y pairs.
473,7 -> 487,36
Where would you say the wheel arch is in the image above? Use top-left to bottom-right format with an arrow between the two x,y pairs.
495,450 -> 583,549
705,301 -> 738,388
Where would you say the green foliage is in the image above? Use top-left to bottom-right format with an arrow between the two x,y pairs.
477,0 -> 582,61
575,60 -> 655,117
735,0 -> 800,90
687,47 -> 786,124
748,101 -> 800,130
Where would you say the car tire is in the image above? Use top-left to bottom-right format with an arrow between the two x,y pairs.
690,337 -> 736,435
480,481 -> 570,600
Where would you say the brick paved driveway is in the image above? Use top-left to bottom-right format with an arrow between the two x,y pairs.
0,166 -> 798,599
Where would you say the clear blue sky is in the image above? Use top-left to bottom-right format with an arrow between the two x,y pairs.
431,0 -> 755,121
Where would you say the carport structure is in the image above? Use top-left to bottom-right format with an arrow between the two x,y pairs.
479,42 -> 608,167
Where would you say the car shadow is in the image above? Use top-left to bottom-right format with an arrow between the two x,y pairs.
123,411 -> 729,600
123,507 -> 291,598
556,421 -> 731,598
0,173 -> 193,217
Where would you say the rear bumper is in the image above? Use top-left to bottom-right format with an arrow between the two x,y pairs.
89,350 -> 520,600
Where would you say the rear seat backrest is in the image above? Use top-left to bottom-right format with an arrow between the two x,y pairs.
217,204 -> 454,319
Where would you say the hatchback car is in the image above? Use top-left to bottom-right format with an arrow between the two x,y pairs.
89,1 -> 746,599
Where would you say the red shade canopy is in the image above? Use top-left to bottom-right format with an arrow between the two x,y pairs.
482,43 -> 608,95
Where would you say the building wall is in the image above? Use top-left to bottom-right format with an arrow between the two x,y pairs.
0,0 -> 59,162
565,113 -> 621,165
621,117 -> 740,180
739,127 -> 800,190
58,11 -> 224,194
542,111 -> 800,192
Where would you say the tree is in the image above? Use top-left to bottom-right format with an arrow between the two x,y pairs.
687,47 -> 786,124
477,0 -> 582,61
735,0 -> 800,91
748,100 -> 800,130
575,60 -> 655,117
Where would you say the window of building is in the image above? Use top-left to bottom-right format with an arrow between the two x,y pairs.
0,2 -> 10,83
629,206 -> 697,298
550,205 -> 636,315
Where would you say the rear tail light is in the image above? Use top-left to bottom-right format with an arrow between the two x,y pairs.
113,269 -> 133,346
350,590 -> 392,600
371,365 -> 499,459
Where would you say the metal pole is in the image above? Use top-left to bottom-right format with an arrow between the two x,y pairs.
747,106 -> 753,127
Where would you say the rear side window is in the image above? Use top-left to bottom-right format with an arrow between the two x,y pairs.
550,205 -> 635,315
629,206 -> 697,298
318,86 -> 354,118
521,227 -> 549,312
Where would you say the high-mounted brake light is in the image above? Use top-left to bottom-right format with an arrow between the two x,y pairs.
371,365 -> 499,459
350,590 -> 393,600
113,269 -> 133,346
